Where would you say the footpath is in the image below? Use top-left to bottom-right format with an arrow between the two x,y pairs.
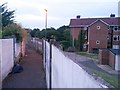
2,47 -> 47,88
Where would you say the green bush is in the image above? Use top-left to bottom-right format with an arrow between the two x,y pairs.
60,40 -> 70,50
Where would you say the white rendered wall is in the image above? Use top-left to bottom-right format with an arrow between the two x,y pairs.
115,55 -> 120,71
0,39 -> 2,89
43,40 -> 107,88
15,43 -> 20,57
52,45 -> 104,88
0,39 -> 14,81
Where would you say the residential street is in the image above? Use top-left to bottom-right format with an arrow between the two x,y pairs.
2,47 -> 47,88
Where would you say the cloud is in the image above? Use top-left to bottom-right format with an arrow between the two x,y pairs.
1,0 -> 48,11
15,14 -> 68,29
16,14 -> 43,21
16,14 -> 61,21
1,0 -> 119,29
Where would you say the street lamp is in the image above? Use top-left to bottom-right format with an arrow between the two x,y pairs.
44,9 -> 47,39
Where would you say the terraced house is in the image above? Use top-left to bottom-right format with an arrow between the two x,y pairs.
69,14 -> 120,53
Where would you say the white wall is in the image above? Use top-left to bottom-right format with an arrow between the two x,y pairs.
0,39 -> 14,81
45,41 -> 50,88
115,55 -> 120,71
44,40 -> 107,88
15,43 -> 20,57
0,39 -> 2,90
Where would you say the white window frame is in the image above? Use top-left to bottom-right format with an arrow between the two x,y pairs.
83,44 -> 87,48
96,40 -> 100,44
97,26 -> 101,30
85,35 -> 87,39
107,35 -> 109,40
113,26 -> 119,31
113,35 -> 119,41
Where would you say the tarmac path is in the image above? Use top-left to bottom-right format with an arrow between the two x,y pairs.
2,47 -> 47,89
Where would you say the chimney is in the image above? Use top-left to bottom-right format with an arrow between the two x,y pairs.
76,15 -> 81,19
110,14 -> 115,18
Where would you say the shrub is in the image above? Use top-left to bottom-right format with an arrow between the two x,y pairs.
60,40 -> 70,51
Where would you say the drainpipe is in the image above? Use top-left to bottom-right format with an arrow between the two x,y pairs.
111,28 -> 113,48
72,29 -> 75,48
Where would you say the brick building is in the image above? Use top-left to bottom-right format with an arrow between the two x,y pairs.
69,14 -> 120,53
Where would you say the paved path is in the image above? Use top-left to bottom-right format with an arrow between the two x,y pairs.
64,52 -> 119,78
2,47 -> 47,88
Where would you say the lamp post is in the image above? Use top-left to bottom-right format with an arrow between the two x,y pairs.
44,9 -> 51,89
44,9 -> 47,39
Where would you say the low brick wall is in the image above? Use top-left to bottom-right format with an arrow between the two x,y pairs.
109,51 -> 115,69
99,49 -> 116,70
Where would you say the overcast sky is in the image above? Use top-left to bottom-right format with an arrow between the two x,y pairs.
1,0 -> 119,29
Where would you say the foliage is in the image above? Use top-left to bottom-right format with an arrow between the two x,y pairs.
46,27 -> 60,41
30,25 -> 71,50
60,40 -> 70,50
0,31 -> 2,38
77,52 -> 98,60
30,28 -> 40,37
77,30 -> 86,51
0,3 -> 15,27
63,29 -> 70,41
0,3 -> 27,42
2,23 -> 27,42
57,25 -> 69,41
36,27 -> 60,41
56,25 -> 71,50
35,30 -> 41,38
87,67 -> 120,89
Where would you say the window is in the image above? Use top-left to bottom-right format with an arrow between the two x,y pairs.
118,26 -> 120,31
107,35 -> 109,40
83,44 -> 87,48
113,26 -> 120,31
113,26 -> 118,31
97,26 -> 100,29
117,36 -> 119,41
85,35 -> 87,39
96,40 -> 100,44
113,35 -> 120,41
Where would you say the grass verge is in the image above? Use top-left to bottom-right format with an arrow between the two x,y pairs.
77,52 -> 98,60
87,67 -> 120,89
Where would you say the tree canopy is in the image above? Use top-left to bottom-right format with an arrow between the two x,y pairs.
30,28 -> 40,37
2,23 -> 27,42
0,3 -> 15,27
1,3 -> 27,42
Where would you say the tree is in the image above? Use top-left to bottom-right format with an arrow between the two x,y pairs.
35,30 -> 41,38
0,3 -> 27,42
63,29 -> 70,41
30,28 -> 40,37
0,3 -> 15,27
78,30 -> 86,51
40,27 -> 60,41
57,25 -> 69,41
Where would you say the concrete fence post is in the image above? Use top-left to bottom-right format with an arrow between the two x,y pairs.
49,41 -> 52,90
13,36 -> 16,63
